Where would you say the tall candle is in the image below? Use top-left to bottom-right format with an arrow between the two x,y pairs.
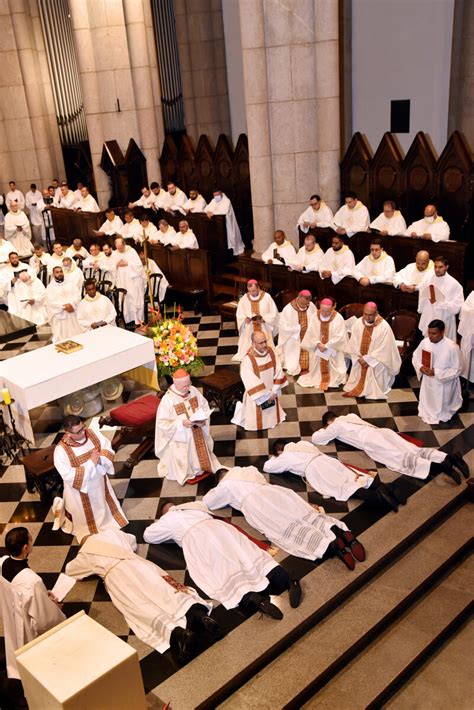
2,388 -> 11,405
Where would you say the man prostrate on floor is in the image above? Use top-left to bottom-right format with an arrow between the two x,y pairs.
233,279 -> 279,362
343,302 -> 401,400
413,319 -> 463,428
144,501 -> 293,619
311,411 -> 468,485
203,466 -> 364,571
155,369 -> 221,485
232,331 -> 287,430
65,529 -> 217,664
278,289 -> 316,376
298,297 -> 348,390
53,415 -> 128,541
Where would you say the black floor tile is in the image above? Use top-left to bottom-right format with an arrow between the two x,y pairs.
295,393 -> 326,407
10,501 -> 50,523
0,483 -> 26,501
125,478 -> 163,498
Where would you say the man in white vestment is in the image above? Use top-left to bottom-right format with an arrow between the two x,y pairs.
47,241 -> 66,273
261,229 -> 297,265
6,181 -> 25,210
144,501 -> 290,619
183,187 -> 207,214
0,235 -> 15,265
56,183 -> 77,210
93,208 -> 123,237
37,187 -> 55,241
204,466 -> 359,571
53,415 -> 128,541
157,219 -> 177,245
150,181 -> 167,210
82,243 -> 103,273
206,188 -> 245,255
77,279 -> 116,330
52,178 -> 61,202
114,236 -> 144,325
312,412 -> 467,485
413,319 -> 463,427
418,256 -> 464,341
100,243 -> 119,285
354,237 -> 396,286
332,191 -> 370,237
4,203 -> 33,256
128,185 -> 156,211
25,183 -> 44,242
118,210 -> 142,242
62,256 -> 84,297
65,528 -> 216,662
74,181 -> 84,201
233,279 -> 279,362
74,185 -> 100,213
2,253 -> 36,309
393,250 -> 434,292
5,251 -> 36,281
370,200 -> 407,235
297,194 -> 334,232
458,291 -> 474,383
278,290 -> 316,375
137,214 -> 160,245
0,527 -> 65,680
287,234 -> 323,273
166,220 -> 199,250
8,270 -> 47,325
45,266 -> 83,343
298,297 -> 349,389
343,302 -> 401,399
29,243 -> 52,275
155,369 -> 220,485
232,331 -> 287,430
65,238 -> 88,264
319,234 -> 356,284
162,181 -> 187,215
139,250 -> 169,302
406,204 -> 450,242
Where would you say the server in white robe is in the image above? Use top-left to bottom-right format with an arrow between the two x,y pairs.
261,229 -> 297,265
233,279 -> 279,362
128,185 -> 156,210
413,319 -> 463,425
150,181 -> 167,210
343,302 -> 401,399
418,256 -> 464,341
406,204 -> 450,242
157,219 -> 177,245
113,237 -> 144,324
62,256 -> 84,297
319,234 -> 356,284
139,250 -> 169,302
118,210 -> 142,242
298,298 -> 349,389
297,194 -> 334,232
287,234 -> 324,272
166,220 -> 199,250
25,183 -> 44,243
232,331 -> 287,430
458,291 -> 474,382
29,243 -> 52,274
0,527 -> 65,679
144,501 -> 290,617
8,271 -> 47,325
278,290 -> 316,375
47,242 -> 66,273
99,243 -> 120,285
183,187 -> 207,214
369,200 -> 407,235
332,191 -> 370,236
204,466 -> 349,563
137,214 -> 160,245
77,280 -> 117,330
56,184 -> 77,210
74,186 -> 99,213
53,416 -> 128,541
5,251 -> 36,281
65,238 -> 88,264
45,267 -> 83,343
393,250 -> 434,292
93,208 -> 123,237
4,203 -> 33,256
65,529 -> 215,659
162,182 -> 187,215
155,369 -> 221,485
206,189 -> 245,255
354,238 -> 396,286
5,182 -> 25,210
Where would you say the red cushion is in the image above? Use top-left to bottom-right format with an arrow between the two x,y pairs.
185,471 -> 214,485
111,394 -> 160,426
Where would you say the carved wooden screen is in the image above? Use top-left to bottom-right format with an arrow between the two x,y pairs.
232,134 -> 253,246
177,134 -> 197,194
340,132 -> 372,207
400,132 -> 437,227
159,135 -> 181,189
370,132 -> 404,217
124,139 -> 147,205
214,134 -> 235,199
435,131 -> 472,240
194,135 -> 216,201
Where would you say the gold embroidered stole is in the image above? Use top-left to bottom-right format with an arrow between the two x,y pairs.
344,316 -> 382,397
247,292 -> 265,332
245,348 -> 282,430
317,309 -> 337,391
290,299 -> 310,371
173,396 -> 212,473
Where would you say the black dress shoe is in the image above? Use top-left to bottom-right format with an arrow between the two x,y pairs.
450,452 -> 469,479
444,466 -> 461,485
377,485 -> 399,512
331,537 -> 355,570
170,627 -> 199,664
289,579 -> 302,608
387,482 -> 408,506
200,615 -> 223,639
258,597 -> 284,620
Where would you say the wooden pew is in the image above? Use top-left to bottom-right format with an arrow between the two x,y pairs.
50,208 -> 104,248
148,244 -> 212,313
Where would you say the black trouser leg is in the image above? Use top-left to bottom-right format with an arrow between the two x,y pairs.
185,603 -> 209,632
350,474 -> 382,504
263,566 -> 290,595
429,462 -> 446,475
239,591 -> 263,612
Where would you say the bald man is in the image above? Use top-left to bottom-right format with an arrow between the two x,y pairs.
406,204 -> 450,242
393,250 -> 434,292
277,290 -> 316,376
261,230 -> 297,265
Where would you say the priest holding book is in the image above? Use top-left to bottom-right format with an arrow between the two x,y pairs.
418,256 -> 463,341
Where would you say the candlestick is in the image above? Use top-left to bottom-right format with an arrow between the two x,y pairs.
2,388 -> 11,405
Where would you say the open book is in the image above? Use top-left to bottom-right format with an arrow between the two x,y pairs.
189,407 -> 215,423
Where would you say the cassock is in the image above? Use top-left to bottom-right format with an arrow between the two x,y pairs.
263,440 -> 376,500
298,310 -> 348,389
54,427 -> 128,541
232,347 -> 287,430
406,216 -> 450,242
354,252 -> 396,284
343,316 -> 401,399
369,211 -> 407,235
155,384 -> 221,484
0,558 -> 65,679
65,530 -> 211,653
311,413 -> 448,479
332,201 -> 370,236
288,244 -> 323,272
8,276 -> 47,325
4,210 -> 33,256
119,218 -> 142,242
114,246 -> 144,324
413,336 -> 462,424
76,194 -> 100,212
98,215 -> 123,235
77,292 -> 117,329
206,193 -> 245,255
141,257 -> 169,302
233,291 -> 279,362
296,202 -> 334,232
458,291 -> 474,382
318,245 -> 356,284
45,278 -> 83,343
144,501 -> 279,610
418,273 -> 464,341
393,261 -> 434,289
261,240 -> 297,265
278,299 -> 317,375
183,195 -> 207,213
203,465 -> 348,561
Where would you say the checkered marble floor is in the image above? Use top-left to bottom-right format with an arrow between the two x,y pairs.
0,313 -> 473,699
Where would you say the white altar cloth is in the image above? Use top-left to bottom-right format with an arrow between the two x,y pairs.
0,327 -> 157,443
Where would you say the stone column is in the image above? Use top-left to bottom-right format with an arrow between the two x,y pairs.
448,0 -> 474,147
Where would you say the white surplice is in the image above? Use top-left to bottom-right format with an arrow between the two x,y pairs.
318,245 -> 356,284
45,278 -> 83,343
297,202 -> 334,232
8,276 -> 47,325
156,226 -> 177,245
311,413 -> 447,479
332,201 -> 370,236
114,246 -> 145,323
98,215 -> 123,235
144,502 -> 278,610
155,385 -> 220,484
204,466 -> 347,560
418,272 -> 464,341
164,229 -> 199,249
6,189 -> 25,210
232,347 -> 287,430
206,193 -> 245,255
63,261 -> 84,298
354,251 -> 396,284
261,240 -> 297,265
76,194 -> 100,212
65,530 -> 211,653
162,187 -> 187,215
57,190 -> 77,210
406,216 -> 450,242
369,210 -> 407,235
413,336 -> 462,424
119,218 -> 142,242
66,245 -> 89,261
298,310 -> 349,388
141,257 -> 169,302
233,291 -> 279,362
278,300 -> 316,375
393,261 -> 434,289
287,245 -> 323,272
183,195 -> 207,213
458,291 -> 474,381
29,252 -> 52,274
4,210 -> 33,256
76,293 -> 117,330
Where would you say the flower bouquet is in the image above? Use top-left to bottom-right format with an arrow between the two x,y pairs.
148,306 -> 204,379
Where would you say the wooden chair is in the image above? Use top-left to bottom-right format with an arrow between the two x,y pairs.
339,303 -> 365,320
144,273 -> 163,323
217,276 -> 271,324
96,279 -> 114,297
111,287 -> 127,327
274,289 -> 298,311
386,310 -> 419,363
83,267 -> 103,282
